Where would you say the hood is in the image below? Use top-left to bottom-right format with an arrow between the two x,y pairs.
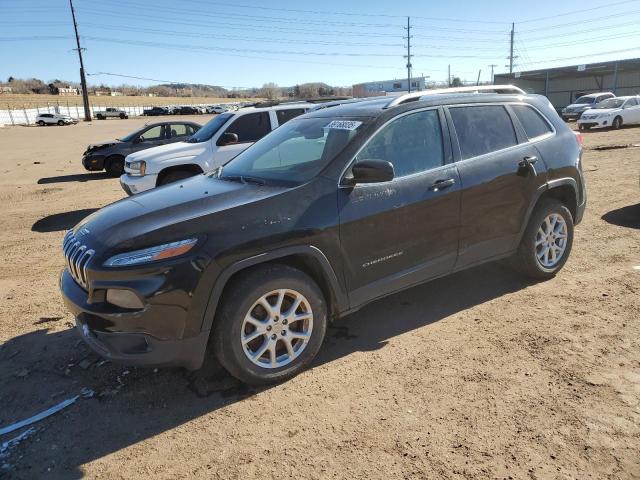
86,140 -> 120,151
565,103 -> 593,112
72,174 -> 287,252
583,108 -> 619,116
126,141 -> 207,163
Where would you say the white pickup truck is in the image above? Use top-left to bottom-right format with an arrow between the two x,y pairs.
95,108 -> 128,120
120,102 -> 313,195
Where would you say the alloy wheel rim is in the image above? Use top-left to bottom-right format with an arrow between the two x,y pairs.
535,213 -> 568,268
241,289 -> 313,369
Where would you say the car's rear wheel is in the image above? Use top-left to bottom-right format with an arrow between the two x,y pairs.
514,199 -> 574,280
38,120 -> 45,126
612,116 -> 623,130
119,113 -> 126,119
105,156 -> 125,177
212,264 -> 327,385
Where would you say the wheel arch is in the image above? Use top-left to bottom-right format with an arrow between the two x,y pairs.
200,246 -> 348,334
156,164 -> 204,186
515,178 -> 579,247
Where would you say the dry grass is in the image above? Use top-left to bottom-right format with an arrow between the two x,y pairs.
0,94 -> 242,109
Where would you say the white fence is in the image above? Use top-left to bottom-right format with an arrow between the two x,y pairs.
0,102 -> 216,125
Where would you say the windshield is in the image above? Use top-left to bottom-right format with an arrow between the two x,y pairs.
574,96 -> 596,104
119,127 -> 147,142
218,117 -> 364,184
187,112 -> 234,143
595,98 -> 624,109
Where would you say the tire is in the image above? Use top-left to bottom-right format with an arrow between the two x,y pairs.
38,120 -> 45,126
105,156 -> 125,177
119,113 -> 126,119
97,114 -> 104,120
514,199 -> 574,280
57,120 -> 64,126
157,170 -> 197,186
578,124 -> 590,132
212,264 -> 328,386
612,116 -> 623,130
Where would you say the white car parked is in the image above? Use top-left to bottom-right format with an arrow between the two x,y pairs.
577,96 -> 640,130
36,113 -> 76,126
561,92 -> 615,121
120,103 -> 313,195
206,105 -> 229,114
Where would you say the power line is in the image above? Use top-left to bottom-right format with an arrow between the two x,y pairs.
519,9 -> 640,33
517,0 -> 640,23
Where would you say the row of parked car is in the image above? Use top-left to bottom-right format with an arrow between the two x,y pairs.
561,91 -> 640,130
63,84 -> 588,386
143,105 -> 232,116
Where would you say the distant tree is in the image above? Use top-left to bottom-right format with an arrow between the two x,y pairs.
293,84 -> 301,98
260,82 -> 281,100
7,76 -> 14,83
451,76 -> 463,87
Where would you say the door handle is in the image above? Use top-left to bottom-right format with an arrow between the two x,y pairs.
518,156 -> 538,176
429,178 -> 456,191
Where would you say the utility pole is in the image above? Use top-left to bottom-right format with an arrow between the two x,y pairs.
448,64 -> 451,87
476,69 -> 482,86
488,64 -> 498,84
509,22 -> 515,75
69,0 -> 91,121
403,17 -> 413,93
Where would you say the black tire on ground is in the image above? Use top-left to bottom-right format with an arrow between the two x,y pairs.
578,124 -> 590,131
514,199 -> 574,280
119,113 -> 126,119
57,120 -> 64,126
612,116 -> 623,130
105,156 -> 125,177
212,264 -> 328,386
157,170 -> 197,186
97,115 -> 104,120
38,120 -> 45,126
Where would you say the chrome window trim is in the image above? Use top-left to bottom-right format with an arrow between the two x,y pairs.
338,106 -> 445,186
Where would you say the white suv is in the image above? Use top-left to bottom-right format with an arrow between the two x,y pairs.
120,103 -> 313,195
36,113 -> 76,126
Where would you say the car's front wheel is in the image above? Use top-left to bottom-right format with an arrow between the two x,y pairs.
105,156 -> 125,177
38,120 -> 45,126
212,264 -> 327,385
57,120 -> 64,126
515,199 -> 574,279
612,116 -> 623,129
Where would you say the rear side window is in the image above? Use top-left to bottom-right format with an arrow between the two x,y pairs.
511,105 -> 553,140
449,105 -> 517,159
276,108 -> 305,125
356,109 -> 444,177
224,112 -> 271,143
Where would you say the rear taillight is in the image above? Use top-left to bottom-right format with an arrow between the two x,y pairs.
573,130 -> 584,147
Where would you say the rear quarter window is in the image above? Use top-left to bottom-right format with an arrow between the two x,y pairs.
449,105 -> 517,159
276,108 -> 306,125
511,104 -> 553,140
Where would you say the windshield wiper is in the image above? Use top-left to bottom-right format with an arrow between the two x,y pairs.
220,174 -> 266,186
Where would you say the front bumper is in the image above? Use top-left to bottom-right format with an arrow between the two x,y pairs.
577,117 -> 610,129
119,173 -> 158,195
60,268 -> 209,370
82,154 -> 105,171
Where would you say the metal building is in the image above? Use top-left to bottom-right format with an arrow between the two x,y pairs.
494,58 -> 640,108
353,77 -> 428,97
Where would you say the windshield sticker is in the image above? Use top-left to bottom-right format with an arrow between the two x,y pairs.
325,120 -> 362,131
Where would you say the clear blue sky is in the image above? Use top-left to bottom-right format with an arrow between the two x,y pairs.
1,0 -> 639,89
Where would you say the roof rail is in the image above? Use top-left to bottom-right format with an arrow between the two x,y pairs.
308,96 -> 388,111
248,100 -> 311,108
385,85 -> 526,108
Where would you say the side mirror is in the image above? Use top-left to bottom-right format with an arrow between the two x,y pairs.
134,136 -> 143,144
347,159 -> 394,185
218,132 -> 239,146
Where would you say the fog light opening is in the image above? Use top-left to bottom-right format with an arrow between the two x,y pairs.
106,289 -> 144,309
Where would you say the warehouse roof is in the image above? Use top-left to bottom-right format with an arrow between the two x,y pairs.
495,57 -> 640,81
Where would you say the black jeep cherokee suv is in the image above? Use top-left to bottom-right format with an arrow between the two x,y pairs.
60,93 -> 586,385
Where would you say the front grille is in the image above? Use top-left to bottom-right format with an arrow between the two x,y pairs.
63,230 -> 95,289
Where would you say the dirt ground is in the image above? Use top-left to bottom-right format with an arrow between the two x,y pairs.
0,117 -> 638,479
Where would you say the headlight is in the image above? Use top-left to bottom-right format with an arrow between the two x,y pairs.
104,238 -> 197,267
127,160 -> 146,176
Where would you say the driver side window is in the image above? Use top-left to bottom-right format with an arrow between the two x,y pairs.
355,109 -> 444,177
140,125 -> 164,141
